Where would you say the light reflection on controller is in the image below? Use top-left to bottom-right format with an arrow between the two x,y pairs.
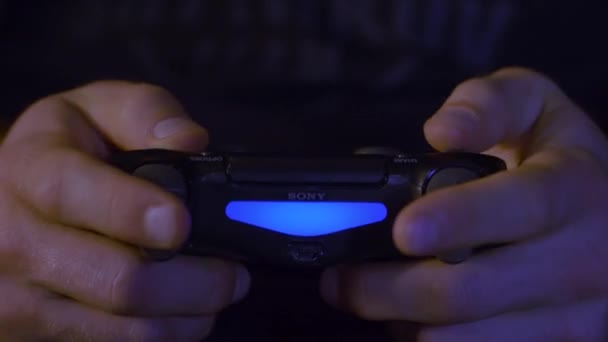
225,201 -> 388,237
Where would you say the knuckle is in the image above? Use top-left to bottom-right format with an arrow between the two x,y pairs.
130,83 -> 174,100
25,94 -> 65,115
10,96 -> 72,140
451,77 -> 505,119
493,66 -> 555,87
18,95 -> 60,122
2,144 -> 38,194
493,66 -> 562,97
30,148 -> 83,219
0,135 -> 62,201
455,76 -> 502,102
123,83 -> 182,118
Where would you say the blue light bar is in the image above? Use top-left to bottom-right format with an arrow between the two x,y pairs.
225,201 -> 387,237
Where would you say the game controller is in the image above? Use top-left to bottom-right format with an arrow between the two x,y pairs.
111,149 -> 506,268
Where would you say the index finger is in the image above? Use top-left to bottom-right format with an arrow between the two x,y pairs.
5,80 -> 209,153
0,82 -> 207,249
394,68 -> 608,255
424,67 -> 608,166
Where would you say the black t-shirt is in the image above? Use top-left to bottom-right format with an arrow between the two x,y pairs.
1,1 -> 607,341
2,1 -> 607,149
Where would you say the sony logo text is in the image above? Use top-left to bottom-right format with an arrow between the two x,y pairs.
288,192 -> 327,201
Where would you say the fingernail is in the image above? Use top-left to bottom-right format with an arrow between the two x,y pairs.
144,205 -> 178,245
232,265 -> 251,303
320,268 -> 338,306
153,117 -> 196,139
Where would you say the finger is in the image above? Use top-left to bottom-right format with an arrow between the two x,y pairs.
23,214 -> 249,316
1,82 -> 210,249
0,276 -> 49,341
42,295 -> 216,342
5,80 -> 208,154
418,298 -> 608,342
0,277 -> 216,341
424,67 -> 608,165
395,68 -> 608,256
4,144 -> 190,250
320,222 -> 608,324
393,147 -> 601,256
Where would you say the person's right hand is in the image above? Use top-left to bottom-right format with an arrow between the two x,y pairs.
0,81 -> 250,341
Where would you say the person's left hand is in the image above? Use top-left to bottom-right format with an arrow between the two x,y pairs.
319,67 -> 608,341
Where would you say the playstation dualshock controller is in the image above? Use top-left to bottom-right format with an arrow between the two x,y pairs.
111,149 -> 506,268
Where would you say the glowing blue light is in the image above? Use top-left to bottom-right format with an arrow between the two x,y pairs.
225,201 -> 387,237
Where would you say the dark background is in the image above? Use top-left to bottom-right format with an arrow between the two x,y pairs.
1,1 -> 607,153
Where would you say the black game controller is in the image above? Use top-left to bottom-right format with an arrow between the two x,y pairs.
111,149 -> 506,268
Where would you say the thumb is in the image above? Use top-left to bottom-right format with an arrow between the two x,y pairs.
63,81 -> 208,153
